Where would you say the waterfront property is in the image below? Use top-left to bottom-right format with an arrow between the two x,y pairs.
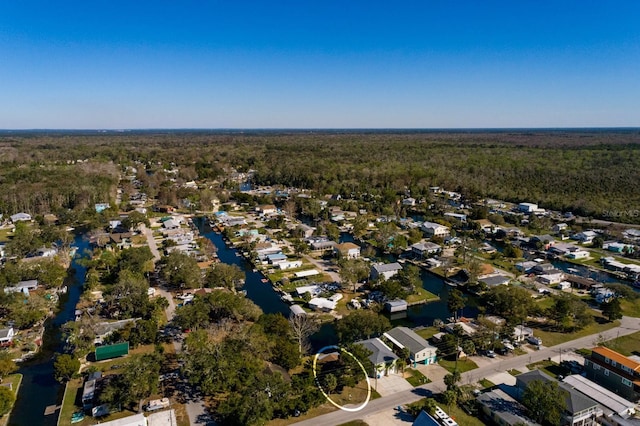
384,326 -> 437,366
355,337 -> 399,378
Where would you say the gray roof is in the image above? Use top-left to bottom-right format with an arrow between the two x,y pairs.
563,375 -> 635,417
384,326 -> 434,354
477,388 -> 540,426
372,262 -> 402,273
516,370 -> 598,414
479,275 -> 511,287
0,328 -> 12,339
356,338 -> 398,366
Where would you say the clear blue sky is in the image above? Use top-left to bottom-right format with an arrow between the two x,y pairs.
1,1 -> 638,129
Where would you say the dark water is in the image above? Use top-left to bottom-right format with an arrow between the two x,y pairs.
195,218 -> 290,316
9,234 -> 90,426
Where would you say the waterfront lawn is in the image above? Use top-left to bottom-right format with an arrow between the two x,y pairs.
604,330 -> 640,356
0,374 -> 22,426
58,377 -> 83,426
405,368 -> 430,387
438,358 -> 478,374
415,326 -> 440,340
406,288 -> 439,304
533,318 -> 620,347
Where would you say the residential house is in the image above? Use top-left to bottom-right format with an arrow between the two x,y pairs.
0,327 -> 15,346
574,231 -> 598,244
444,212 -> 467,223
477,388 -> 540,426
476,219 -> 498,234
384,326 -> 438,365
479,275 -> 511,288
537,272 -> 565,285
584,347 -> 640,402
513,325 -> 534,343
355,338 -> 398,378
370,262 -> 403,281
553,223 -> 569,233
256,204 -> 277,215
412,410 -> 441,426
531,263 -> 556,275
308,237 -> 336,252
518,202 -> 538,213
567,250 -> 590,260
562,375 -> 637,424
335,242 -> 361,259
411,241 -> 441,258
277,260 -> 302,270
308,293 -> 342,312
4,279 -> 39,296
515,370 -> 602,426
10,212 -> 31,222
420,221 -> 450,238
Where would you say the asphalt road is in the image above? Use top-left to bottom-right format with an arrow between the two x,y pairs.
293,316 -> 640,426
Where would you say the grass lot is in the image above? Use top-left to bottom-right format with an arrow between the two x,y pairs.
0,374 -> 22,426
621,299 -> 640,318
526,360 -> 567,379
267,382 -> 380,426
404,369 -> 430,387
438,358 -> 478,374
338,421 -> 369,426
415,326 -> 440,340
446,405 -> 486,426
533,318 -> 620,347
478,379 -> 495,388
603,330 -> 640,356
406,288 -> 439,304
0,228 -> 11,243
508,369 -> 522,376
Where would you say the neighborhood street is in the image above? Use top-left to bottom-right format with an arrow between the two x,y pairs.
293,316 -> 640,426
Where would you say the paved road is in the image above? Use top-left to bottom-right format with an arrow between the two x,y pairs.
140,223 -> 161,262
293,316 -> 640,426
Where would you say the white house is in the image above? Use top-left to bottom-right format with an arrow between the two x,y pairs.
256,204 -> 277,215
277,260 -> 303,270
538,272 -> 565,285
4,279 -> 39,296
567,250 -> 590,260
335,242 -> 361,259
0,327 -> 15,346
10,212 -> 31,223
384,326 -> 438,366
573,230 -> 598,244
420,221 -> 450,238
370,262 -> 402,281
518,202 -> 538,213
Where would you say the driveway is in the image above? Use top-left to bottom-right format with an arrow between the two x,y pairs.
373,374 -> 413,396
140,223 -> 161,262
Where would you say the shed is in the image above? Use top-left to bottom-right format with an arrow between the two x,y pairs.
384,299 -> 408,313
95,342 -> 129,361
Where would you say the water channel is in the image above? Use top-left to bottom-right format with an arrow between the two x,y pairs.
9,234 -> 90,426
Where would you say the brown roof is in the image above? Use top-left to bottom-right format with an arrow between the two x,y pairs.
592,346 -> 640,372
336,242 -> 360,252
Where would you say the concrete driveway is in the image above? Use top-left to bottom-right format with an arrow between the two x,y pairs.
372,374 -> 413,396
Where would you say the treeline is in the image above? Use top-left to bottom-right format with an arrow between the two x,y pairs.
1,130 -> 639,222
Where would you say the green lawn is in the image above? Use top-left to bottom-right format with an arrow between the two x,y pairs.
338,422 -> 369,426
407,288 -> 439,304
415,326 -> 440,340
621,299 -> 640,318
526,360 -> 568,379
508,369 -> 522,376
405,369 -> 430,387
58,378 -> 83,426
0,374 -> 22,426
533,318 -> 620,347
0,229 -> 11,243
438,358 -> 478,374
478,379 -> 495,389
446,405 -> 486,426
603,330 -> 640,356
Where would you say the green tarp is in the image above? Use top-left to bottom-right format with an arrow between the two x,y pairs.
95,342 -> 129,361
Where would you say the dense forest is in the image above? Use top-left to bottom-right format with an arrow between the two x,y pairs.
1,129 -> 639,223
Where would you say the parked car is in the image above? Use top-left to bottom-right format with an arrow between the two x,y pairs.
527,336 -> 542,346
486,350 -> 496,358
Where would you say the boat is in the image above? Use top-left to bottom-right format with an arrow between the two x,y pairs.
71,412 -> 85,424
633,280 -> 640,289
261,278 -> 269,283
567,267 -> 580,274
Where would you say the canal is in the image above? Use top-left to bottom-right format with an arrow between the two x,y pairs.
9,234 -> 90,426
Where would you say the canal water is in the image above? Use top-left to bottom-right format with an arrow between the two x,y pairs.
9,234 -> 90,426
195,218 -> 290,316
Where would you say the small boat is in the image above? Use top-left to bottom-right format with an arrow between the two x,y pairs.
71,412 -> 85,423
633,281 -> 640,289
261,278 -> 269,283
567,267 -> 580,274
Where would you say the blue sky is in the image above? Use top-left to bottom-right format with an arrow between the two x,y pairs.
1,1 -> 638,128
